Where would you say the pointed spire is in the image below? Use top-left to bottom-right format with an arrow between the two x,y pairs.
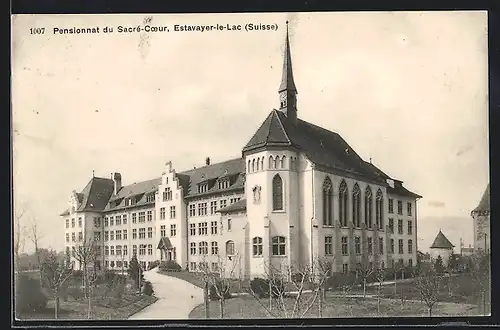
279,21 -> 297,93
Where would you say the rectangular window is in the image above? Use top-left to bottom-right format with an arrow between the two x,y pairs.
170,206 -> 176,219
110,231 -> 114,240
272,236 -> 286,256
78,217 -> 82,227
379,237 -> 384,254
132,213 -> 137,224
407,202 -> 412,216
409,259 -> 413,267
72,218 -> 75,228
408,239 -> 413,254
139,244 -> 146,255
211,241 -> 218,255
325,236 -> 333,256
397,201 -> 403,215
116,245 -> 122,256
71,232 -> 76,242
123,214 -> 127,225
253,237 -> 263,256
388,198 -> 394,214
211,221 -> 218,235
116,230 -> 122,240
148,244 -> 153,255
220,199 -> 227,209
123,229 -> 128,240
105,246 -> 109,256
408,220 -> 413,235
230,197 -> 241,204
160,207 -> 166,220
170,224 -> 176,237
104,231 -> 108,241
65,219 -> 69,228
341,236 -> 348,255
367,237 -> 373,255
104,217 -> 108,227
390,239 -> 394,254
116,215 -> 121,226
190,242 -> 196,255
227,219 -> 232,232
110,216 -> 114,226
210,201 -> 217,215
398,219 -> 404,234
198,222 -> 208,235
388,218 -> 394,233
198,203 -> 207,216
160,225 -> 166,237
398,239 -> 404,254
133,245 -> 137,255
189,223 -> 196,236
355,236 -> 361,255
93,217 -> 101,228
147,211 -> 153,222
123,245 -> 128,255
110,246 -> 115,255
132,229 -> 137,239
189,204 -> 196,217
139,228 -> 146,239
148,227 -> 153,239
342,263 -> 348,274
65,233 -> 69,242
139,212 -> 145,223
190,262 -> 197,271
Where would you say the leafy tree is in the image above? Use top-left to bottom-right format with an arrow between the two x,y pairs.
434,255 -> 445,274
127,254 -> 144,291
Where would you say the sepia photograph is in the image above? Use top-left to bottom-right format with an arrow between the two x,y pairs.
11,11 -> 490,321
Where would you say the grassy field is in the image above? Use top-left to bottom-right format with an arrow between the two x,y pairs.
188,294 -> 479,319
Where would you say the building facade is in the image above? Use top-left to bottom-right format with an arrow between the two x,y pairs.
429,230 -> 454,267
60,25 -> 422,278
471,183 -> 490,252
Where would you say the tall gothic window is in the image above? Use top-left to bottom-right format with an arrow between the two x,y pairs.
339,180 -> 348,227
365,186 -> 373,228
322,177 -> 333,226
352,183 -> 361,228
269,156 -> 274,169
376,189 -> 384,230
272,174 -> 283,211
252,159 -> 256,172
260,157 -> 264,171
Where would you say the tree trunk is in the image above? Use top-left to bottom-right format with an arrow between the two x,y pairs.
377,282 -> 381,315
363,279 -> 366,298
87,296 -> 92,319
318,288 -> 323,318
219,299 -> 225,319
54,295 -> 59,319
428,305 -> 432,317
204,282 -> 210,319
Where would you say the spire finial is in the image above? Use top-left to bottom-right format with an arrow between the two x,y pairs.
92,170 -> 95,177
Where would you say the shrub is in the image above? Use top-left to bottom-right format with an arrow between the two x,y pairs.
142,281 -> 154,296
158,260 -> 182,271
15,274 -> 48,313
209,280 -> 232,301
249,277 -> 285,298
148,260 -> 160,270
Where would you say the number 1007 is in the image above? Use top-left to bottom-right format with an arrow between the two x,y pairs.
30,28 -> 45,35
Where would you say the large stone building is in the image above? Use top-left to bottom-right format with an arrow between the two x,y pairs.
60,25 -> 422,279
471,183 -> 490,252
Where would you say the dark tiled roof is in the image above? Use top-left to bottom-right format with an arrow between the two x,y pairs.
218,198 -> 247,214
366,162 -> 422,198
157,237 -> 173,250
473,183 -> 490,212
60,209 -> 70,216
77,177 -> 115,212
430,230 -> 455,249
178,158 -> 245,197
244,110 -> 384,182
105,177 -> 161,211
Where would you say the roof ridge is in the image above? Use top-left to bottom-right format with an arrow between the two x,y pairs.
264,110 -> 277,144
275,110 -> 292,145
179,157 -> 243,175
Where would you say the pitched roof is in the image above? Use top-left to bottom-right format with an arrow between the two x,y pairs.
218,198 -> 247,214
430,230 -> 455,249
77,177 -> 115,212
105,177 -> 161,211
157,237 -> 173,250
473,183 -> 490,212
279,24 -> 297,93
243,111 -> 291,150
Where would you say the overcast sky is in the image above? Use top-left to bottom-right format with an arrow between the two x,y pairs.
12,11 -> 489,252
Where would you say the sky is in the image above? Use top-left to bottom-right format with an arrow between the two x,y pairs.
12,11 -> 489,252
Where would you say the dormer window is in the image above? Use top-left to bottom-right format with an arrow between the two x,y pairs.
218,179 -> 230,190
198,183 -> 208,194
125,198 -> 130,206
146,193 -> 155,203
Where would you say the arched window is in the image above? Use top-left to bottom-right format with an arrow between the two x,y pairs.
247,160 -> 251,173
339,180 -> 348,227
256,158 -> 260,171
260,157 -> 264,171
252,237 -> 263,256
376,189 -> 384,230
352,183 -> 361,228
252,159 -> 255,172
272,236 -> 286,256
269,156 -> 274,169
274,156 -> 279,169
226,240 -> 235,256
365,186 -> 373,229
281,155 -> 286,169
272,174 -> 284,211
322,177 -> 333,226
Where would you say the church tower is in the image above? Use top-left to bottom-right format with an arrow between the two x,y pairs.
278,21 -> 298,124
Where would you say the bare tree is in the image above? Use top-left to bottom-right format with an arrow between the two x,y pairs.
414,263 -> 442,317
73,236 -> 99,319
40,250 -> 74,319
27,216 -> 45,274
13,204 -> 28,272
247,258 -> 333,319
373,263 -> 386,315
469,250 -> 491,315
355,260 -> 374,298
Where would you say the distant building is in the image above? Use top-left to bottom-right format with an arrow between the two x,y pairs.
460,245 -> 474,257
471,183 -> 490,252
429,230 -> 454,266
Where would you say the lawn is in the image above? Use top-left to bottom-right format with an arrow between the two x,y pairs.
188,294 -> 479,319
17,294 -> 157,320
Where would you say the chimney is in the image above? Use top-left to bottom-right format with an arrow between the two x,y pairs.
113,172 -> 122,195
206,157 -> 211,166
